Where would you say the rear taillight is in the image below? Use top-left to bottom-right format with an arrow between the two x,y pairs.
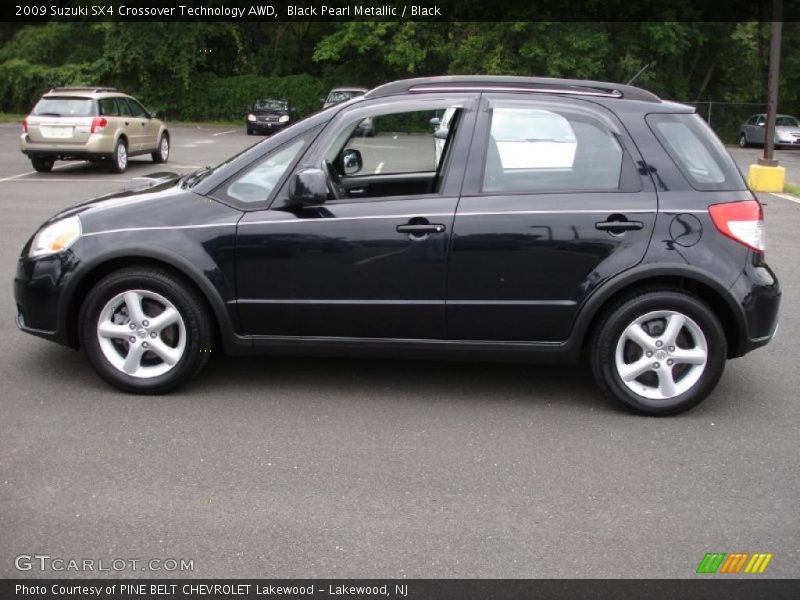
21,117 -> 28,133
709,200 -> 765,253
90,117 -> 108,134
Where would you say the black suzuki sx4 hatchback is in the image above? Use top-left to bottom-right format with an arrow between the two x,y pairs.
15,76 -> 780,415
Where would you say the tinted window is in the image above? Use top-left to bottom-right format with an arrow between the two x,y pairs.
648,113 -> 746,192
224,138 -> 308,204
326,90 -> 364,104
32,97 -> 94,117
98,98 -> 120,116
776,116 -> 799,127
254,99 -> 288,111
482,107 -> 624,192
118,97 -> 146,118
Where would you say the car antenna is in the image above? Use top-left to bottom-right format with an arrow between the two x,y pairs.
627,63 -> 651,85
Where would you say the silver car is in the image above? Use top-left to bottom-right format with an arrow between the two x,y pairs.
739,113 -> 800,148
20,87 -> 170,173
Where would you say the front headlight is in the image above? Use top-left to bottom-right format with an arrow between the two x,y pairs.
247,114 -> 257,122
278,114 -> 290,123
29,216 -> 81,258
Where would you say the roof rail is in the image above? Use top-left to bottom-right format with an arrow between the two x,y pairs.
48,86 -> 118,94
365,76 -> 660,103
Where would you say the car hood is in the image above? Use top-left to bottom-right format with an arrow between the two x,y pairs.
41,173 -> 242,236
776,126 -> 800,134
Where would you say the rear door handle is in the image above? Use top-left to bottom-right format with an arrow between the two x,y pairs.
397,224 -> 446,235
595,219 -> 644,232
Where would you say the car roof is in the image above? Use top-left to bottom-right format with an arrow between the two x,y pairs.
330,87 -> 368,93
43,87 -> 131,100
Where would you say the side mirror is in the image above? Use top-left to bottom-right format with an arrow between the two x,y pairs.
148,110 -> 157,119
757,122 -> 766,127
288,168 -> 328,205
433,127 -> 449,140
342,148 -> 363,175
429,117 -> 441,127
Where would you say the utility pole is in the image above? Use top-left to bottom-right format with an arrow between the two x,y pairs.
748,0 -> 785,192
760,0 -> 783,167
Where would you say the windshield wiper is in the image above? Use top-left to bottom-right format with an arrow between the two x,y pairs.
181,166 -> 212,188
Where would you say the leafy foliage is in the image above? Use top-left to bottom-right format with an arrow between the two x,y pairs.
0,21 -> 797,123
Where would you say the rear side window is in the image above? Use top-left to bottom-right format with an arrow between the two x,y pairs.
98,98 -> 120,116
482,106 -> 633,193
647,113 -> 746,191
32,97 -> 94,117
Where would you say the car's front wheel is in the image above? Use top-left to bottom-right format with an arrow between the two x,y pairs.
591,290 -> 726,415
31,156 -> 55,172
739,133 -> 749,148
110,138 -> 128,173
152,133 -> 169,163
78,268 -> 213,394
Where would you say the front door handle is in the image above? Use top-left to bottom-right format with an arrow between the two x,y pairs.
397,223 -> 446,235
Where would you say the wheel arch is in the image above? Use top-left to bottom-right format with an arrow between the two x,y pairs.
575,266 -> 745,359
62,251 -> 238,353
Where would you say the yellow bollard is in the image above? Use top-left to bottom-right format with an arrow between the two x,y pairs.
747,163 -> 786,193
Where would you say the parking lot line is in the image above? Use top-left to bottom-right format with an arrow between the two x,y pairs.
772,193 -> 800,204
213,129 -> 238,136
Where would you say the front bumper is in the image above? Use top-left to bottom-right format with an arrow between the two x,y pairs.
247,120 -> 289,133
14,251 -> 77,347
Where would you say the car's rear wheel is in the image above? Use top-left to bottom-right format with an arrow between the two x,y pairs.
739,133 -> 749,148
110,138 -> 128,173
31,156 -> 55,172
152,133 -> 169,163
78,268 -> 213,394
591,290 -> 726,415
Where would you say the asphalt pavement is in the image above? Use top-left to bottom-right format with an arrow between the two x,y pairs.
1,123 -> 798,578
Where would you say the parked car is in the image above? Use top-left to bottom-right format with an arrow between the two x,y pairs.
322,87 -> 368,109
739,113 -> 800,148
15,76 -> 780,415
246,98 -> 296,135
20,87 -> 169,173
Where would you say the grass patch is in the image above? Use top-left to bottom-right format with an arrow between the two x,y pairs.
784,182 -> 800,196
0,113 -> 24,123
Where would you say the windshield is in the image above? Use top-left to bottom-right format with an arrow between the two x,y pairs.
326,90 -> 364,104
254,99 -> 288,111
32,97 -> 94,117
776,116 -> 799,127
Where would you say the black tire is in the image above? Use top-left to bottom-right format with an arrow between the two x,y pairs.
151,133 -> 169,163
739,133 -> 749,148
110,138 -> 128,173
78,267 -> 213,394
590,290 -> 727,416
246,127 -> 254,135
31,156 -> 54,172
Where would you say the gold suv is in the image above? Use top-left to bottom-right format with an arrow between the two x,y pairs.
20,87 -> 170,173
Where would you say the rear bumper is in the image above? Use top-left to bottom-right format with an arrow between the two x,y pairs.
729,258 -> 781,357
20,132 -> 115,159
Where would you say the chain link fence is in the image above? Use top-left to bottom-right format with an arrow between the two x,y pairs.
680,101 -> 766,145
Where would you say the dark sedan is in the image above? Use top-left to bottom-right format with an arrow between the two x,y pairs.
247,98 -> 296,135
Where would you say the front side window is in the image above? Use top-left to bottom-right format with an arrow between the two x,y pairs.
482,107 -> 624,192
223,138 -> 308,204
